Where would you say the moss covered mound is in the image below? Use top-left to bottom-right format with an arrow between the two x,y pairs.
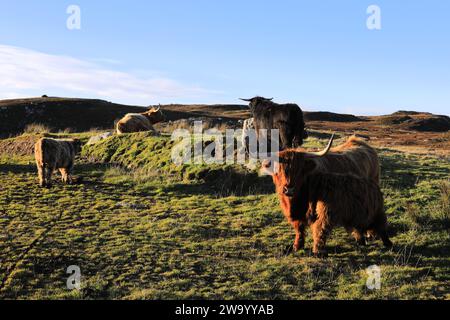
81,132 -> 270,194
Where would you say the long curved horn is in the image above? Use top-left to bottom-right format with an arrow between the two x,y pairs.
306,134 -> 335,157
148,105 -> 160,112
239,98 -> 253,102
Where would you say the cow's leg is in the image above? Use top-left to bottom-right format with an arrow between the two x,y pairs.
59,168 -> 69,184
37,163 -> 45,187
311,218 -> 330,257
374,226 -> 393,249
67,166 -> 74,184
244,136 -> 250,155
352,229 -> 366,246
277,126 -> 291,150
371,211 -> 393,249
45,166 -> 54,187
66,164 -> 75,184
365,229 -> 377,242
292,220 -> 306,251
282,220 -> 305,254
379,230 -> 393,249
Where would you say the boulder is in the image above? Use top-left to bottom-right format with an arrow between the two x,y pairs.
86,132 -> 113,145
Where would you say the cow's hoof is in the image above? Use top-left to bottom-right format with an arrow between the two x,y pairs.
356,239 -> 367,247
70,176 -> 83,184
294,241 -> 305,251
312,251 -> 328,258
39,182 -> 52,188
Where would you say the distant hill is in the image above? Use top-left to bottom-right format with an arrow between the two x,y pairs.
0,97 -> 449,138
303,111 -> 364,122
156,103 -> 250,121
392,110 -> 433,116
375,112 -> 450,132
400,115 -> 450,132
0,97 -> 145,137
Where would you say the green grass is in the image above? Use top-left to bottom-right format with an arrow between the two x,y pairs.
0,133 -> 449,299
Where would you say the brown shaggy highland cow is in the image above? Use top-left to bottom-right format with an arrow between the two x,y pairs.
34,137 -> 82,187
262,134 -> 389,255
116,106 -> 165,135
265,156 -> 393,255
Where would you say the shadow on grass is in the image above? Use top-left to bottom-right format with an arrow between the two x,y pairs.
0,163 -> 35,174
323,237 -> 450,272
380,154 -> 450,189
0,161 -> 112,175
307,131 -> 343,140
162,175 -> 274,197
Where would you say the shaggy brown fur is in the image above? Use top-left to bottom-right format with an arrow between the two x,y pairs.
34,138 -> 82,187
116,107 -> 165,134
298,172 -> 392,255
281,135 -> 381,186
270,168 -> 392,255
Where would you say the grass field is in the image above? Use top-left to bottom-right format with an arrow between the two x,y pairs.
0,132 -> 449,299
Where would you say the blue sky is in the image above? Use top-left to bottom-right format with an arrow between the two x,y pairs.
0,0 -> 449,115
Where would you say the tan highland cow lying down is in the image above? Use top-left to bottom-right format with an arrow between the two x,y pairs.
34,137 -> 82,187
116,106 -> 165,134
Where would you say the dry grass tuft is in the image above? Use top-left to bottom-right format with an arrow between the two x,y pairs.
23,123 -> 51,134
